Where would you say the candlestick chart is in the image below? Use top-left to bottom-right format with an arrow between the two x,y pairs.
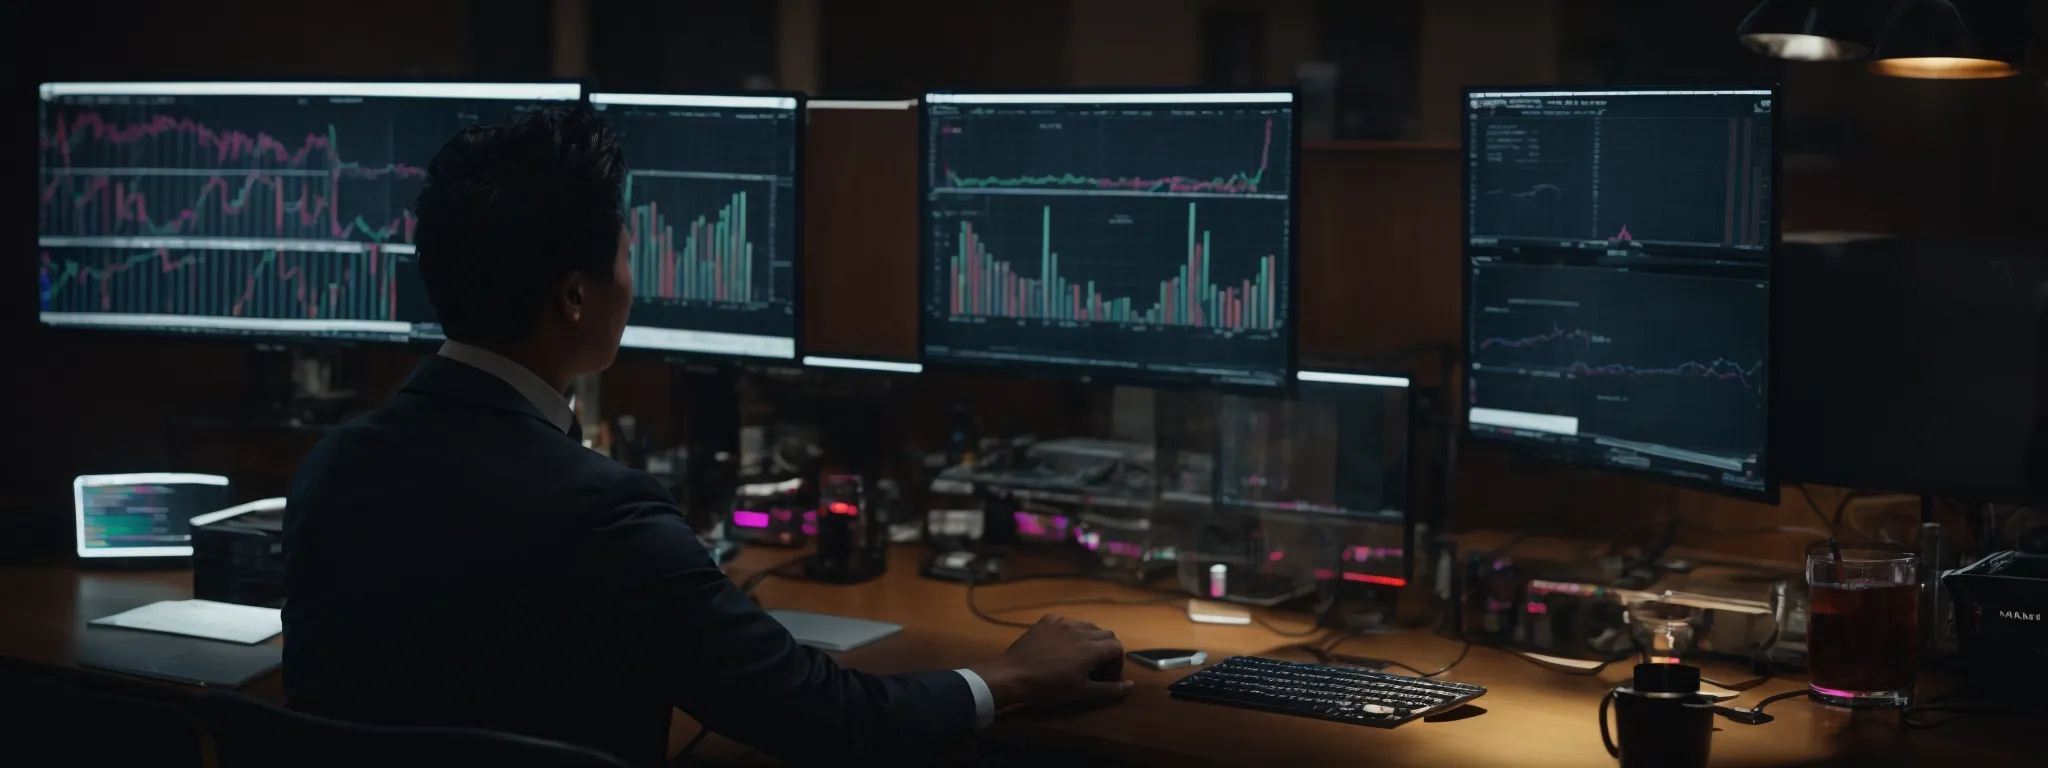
39,247 -> 400,322
921,96 -> 1294,386
34,91 -> 538,338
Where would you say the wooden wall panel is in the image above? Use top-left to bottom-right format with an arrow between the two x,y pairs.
801,107 -> 921,361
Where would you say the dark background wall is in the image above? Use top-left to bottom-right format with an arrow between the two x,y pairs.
8,0 -> 2046,564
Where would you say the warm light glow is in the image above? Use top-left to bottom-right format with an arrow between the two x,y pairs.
1741,33 -> 1868,61
1868,57 -> 2019,79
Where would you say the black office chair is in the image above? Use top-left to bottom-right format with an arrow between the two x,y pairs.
192,689 -> 631,768
2,657 -> 205,768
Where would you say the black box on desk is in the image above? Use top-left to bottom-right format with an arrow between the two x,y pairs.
191,499 -> 287,608
1944,551 -> 2048,703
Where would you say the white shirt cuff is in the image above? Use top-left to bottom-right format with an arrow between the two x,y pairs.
953,668 -> 995,730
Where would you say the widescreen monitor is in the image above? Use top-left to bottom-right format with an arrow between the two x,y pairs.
590,92 -> 802,359
1461,86 -> 1778,499
918,89 -> 1298,389
36,80 -> 581,342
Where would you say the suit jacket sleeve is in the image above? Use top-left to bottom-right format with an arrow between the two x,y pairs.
579,471 -> 977,761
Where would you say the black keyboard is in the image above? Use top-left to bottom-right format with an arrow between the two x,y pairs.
1168,655 -> 1487,728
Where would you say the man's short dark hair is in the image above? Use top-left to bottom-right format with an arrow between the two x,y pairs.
413,103 -> 627,345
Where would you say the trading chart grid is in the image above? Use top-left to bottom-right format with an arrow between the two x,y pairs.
1463,88 -> 1776,498
592,92 -> 800,359
920,91 -> 1296,388
36,81 -> 580,342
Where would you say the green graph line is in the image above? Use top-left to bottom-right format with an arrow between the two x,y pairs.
943,167 -> 1265,194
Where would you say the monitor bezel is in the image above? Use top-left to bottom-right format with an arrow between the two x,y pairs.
914,86 -> 1301,394
72,472 -> 231,561
34,78 -> 586,349
1457,83 -> 1782,504
588,89 -> 808,364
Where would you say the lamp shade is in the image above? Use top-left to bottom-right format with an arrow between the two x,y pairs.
1737,0 -> 1872,61
1868,0 -> 2025,79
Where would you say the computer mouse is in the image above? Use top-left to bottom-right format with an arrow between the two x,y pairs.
1091,653 -> 1124,683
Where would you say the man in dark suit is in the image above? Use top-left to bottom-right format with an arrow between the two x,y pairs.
283,104 -> 1131,766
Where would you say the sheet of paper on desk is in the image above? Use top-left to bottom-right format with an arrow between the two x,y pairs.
90,599 -> 283,644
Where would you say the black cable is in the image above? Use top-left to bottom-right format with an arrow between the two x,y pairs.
1381,639 -> 1472,679
1794,484 -> 1838,537
1321,633 -> 1473,679
1710,688 -> 1810,725
1831,490 -> 1868,530
1250,613 -> 1324,637
964,573 -> 1181,629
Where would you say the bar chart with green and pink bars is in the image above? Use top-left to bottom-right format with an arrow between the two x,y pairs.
947,202 -> 1278,332
627,186 -> 756,305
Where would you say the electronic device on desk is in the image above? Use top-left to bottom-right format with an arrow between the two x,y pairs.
728,476 -> 813,546
1129,648 -> 1208,670
1944,551 -> 2048,703
923,437 -> 1177,582
928,437 -> 1159,544
803,474 -> 888,584
1169,655 -> 1487,728
1461,85 -> 1779,502
1174,369 -> 1416,610
917,88 -> 1299,392
587,90 -> 803,363
191,497 -> 288,607
73,473 -> 232,566
1515,579 -> 1638,660
36,81 -> 580,347
727,425 -> 824,546
1778,232 -> 2046,505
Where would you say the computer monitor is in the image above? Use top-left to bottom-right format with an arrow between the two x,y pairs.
1778,233 -> 2045,504
918,89 -> 1298,389
589,92 -> 803,360
36,80 -> 582,342
74,472 -> 231,560
1461,86 -> 1778,500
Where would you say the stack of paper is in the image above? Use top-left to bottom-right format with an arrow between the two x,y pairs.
90,599 -> 282,644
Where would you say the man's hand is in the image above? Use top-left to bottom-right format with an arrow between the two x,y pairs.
970,614 -> 1132,709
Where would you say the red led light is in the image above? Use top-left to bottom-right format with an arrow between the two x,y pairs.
826,501 -> 857,516
1340,573 -> 1407,587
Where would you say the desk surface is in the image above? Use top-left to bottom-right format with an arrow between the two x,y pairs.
2,548 -> 2036,767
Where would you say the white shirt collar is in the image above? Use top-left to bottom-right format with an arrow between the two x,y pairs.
436,341 -> 575,434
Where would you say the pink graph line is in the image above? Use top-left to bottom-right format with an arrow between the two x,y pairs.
43,111 -> 327,169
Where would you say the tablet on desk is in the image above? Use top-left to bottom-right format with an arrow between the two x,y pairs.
767,610 -> 903,652
73,473 -> 231,565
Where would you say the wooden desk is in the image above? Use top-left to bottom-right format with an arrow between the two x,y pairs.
2,551 -> 2035,766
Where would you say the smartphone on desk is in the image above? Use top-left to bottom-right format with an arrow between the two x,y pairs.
1129,649 -> 1208,671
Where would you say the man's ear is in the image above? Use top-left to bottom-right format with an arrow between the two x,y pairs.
560,272 -> 586,323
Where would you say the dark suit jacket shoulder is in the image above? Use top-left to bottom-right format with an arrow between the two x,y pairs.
283,355 -> 975,766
